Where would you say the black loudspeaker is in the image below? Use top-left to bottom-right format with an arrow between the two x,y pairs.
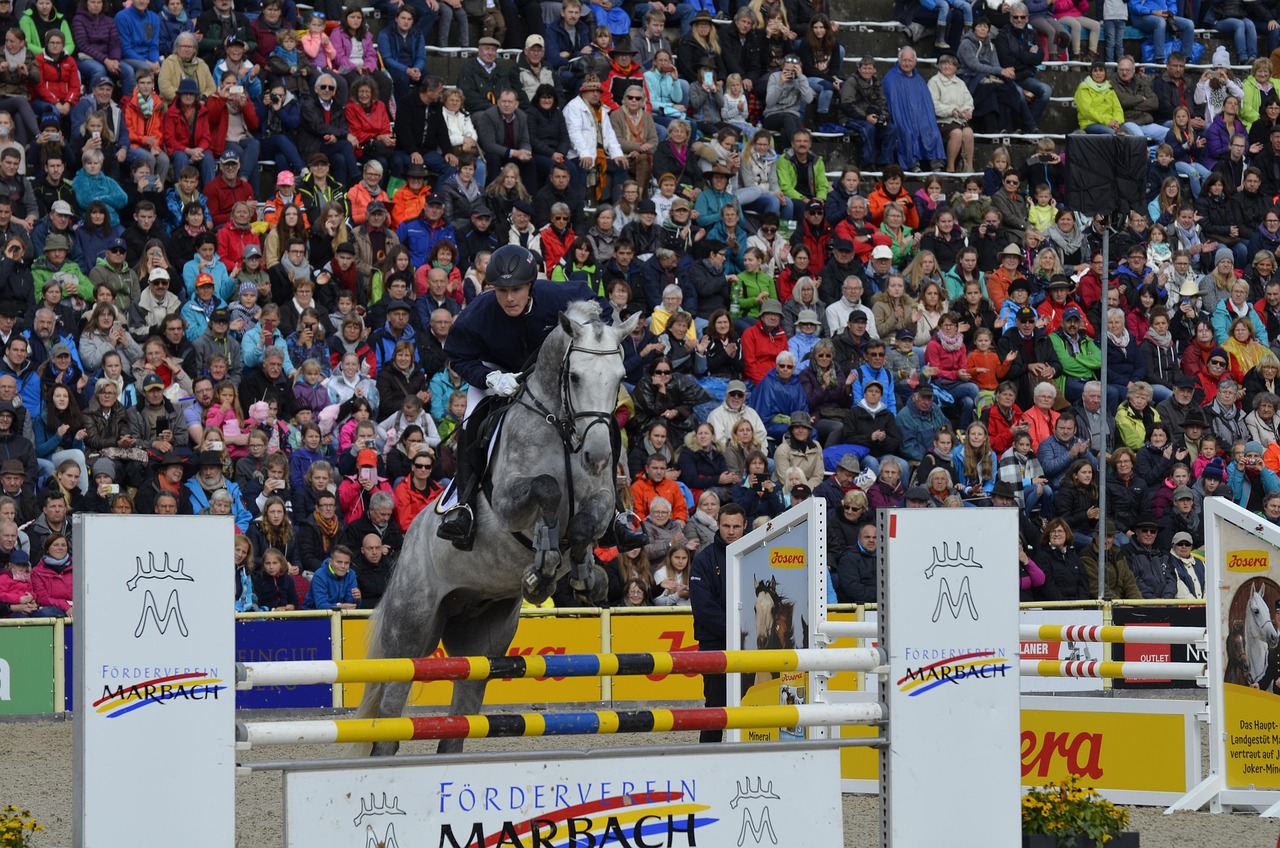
1064,134 -> 1149,218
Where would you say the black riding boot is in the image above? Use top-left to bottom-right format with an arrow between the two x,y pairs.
600,511 -> 649,552
436,411 -> 485,550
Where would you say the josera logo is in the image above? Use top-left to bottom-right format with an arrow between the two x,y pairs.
1021,730 -> 1103,779
768,548 -> 806,569
1227,550 -> 1270,573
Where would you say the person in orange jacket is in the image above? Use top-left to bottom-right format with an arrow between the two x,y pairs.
630,452 -> 688,522
121,68 -> 169,184
391,162 -> 431,228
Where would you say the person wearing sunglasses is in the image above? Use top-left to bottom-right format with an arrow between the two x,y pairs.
392,435 -> 444,532
297,73 -> 360,186
991,2 -> 1049,132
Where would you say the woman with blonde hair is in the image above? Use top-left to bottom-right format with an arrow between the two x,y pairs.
723,417 -> 766,479
1222,315 -> 1271,384
904,250 -> 945,296
484,162 -> 533,241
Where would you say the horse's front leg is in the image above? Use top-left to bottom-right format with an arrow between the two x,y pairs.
565,489 -> 614,604
506,474 -> 563,604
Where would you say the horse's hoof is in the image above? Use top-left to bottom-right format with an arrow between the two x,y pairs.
522,568 -> 556,604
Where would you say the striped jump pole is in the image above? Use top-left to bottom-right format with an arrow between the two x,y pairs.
236,647 -> 884,690
1021,660 -> 1206,680
236,703 -> 885,748
821,621 -> 1206,645
1019,624 -> 1206,645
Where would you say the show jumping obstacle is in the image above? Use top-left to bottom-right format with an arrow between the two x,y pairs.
236,647 -> 885,689
237,703 -> 886,748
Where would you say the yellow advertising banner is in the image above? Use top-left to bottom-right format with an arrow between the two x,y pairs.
1215,519 -> 1280,792
1224,683 -> 1280,788
839,703 -> 1190,796
339,617 -> 603,707
608,613 -> 702,702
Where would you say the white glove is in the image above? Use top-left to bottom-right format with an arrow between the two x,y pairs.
486,370 -> 521,397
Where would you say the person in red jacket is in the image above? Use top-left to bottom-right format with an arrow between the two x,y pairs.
204,150 -> 256,228
216,201 -> 262,273
203,78 -> 261,195
33,32 -> 80,121
392,450 -> 443,531
740,299 -> 791,384
162,78 -> 215,185
984,380 -> 1028,455
789,199 -> 831,274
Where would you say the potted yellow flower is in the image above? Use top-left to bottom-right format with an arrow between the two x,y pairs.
0,806 -> 43,848
1022,777 -> 1138,847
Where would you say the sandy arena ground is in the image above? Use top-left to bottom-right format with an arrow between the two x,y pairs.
3,708 -> 1280,847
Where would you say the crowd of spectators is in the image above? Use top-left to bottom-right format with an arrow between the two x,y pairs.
0,0 -> 1274,620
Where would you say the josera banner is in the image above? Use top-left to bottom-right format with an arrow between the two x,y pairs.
236,618 -> 333,709
0,624 -> 55,715
1213,514 -> 1280,790
1109,605 -> 1207,690
340,615 -> 604,707
838,696 -> 1200,805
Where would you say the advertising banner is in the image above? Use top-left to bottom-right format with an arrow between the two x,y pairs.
1213,513 -> 1280,790
1019,607 -> 1105,693
340,615 -> 603,707
236,617 -> 333,709
609,612 -> 702,702
283,746 -> 843,848
837,695 -> 1200,805
880,508 -> 1021,847
726,500 -> 821,742
0,624 -> 55,715
72,515 -> 235,848
1109,605 -> 1206,690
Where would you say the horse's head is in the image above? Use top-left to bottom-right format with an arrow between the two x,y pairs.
534,301 -> 639,476
1248,587 -> 1270,634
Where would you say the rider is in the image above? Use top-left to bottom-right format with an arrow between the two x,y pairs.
437,244 -> 647,554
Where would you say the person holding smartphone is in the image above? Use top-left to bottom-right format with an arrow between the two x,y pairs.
337,448 -> 392,524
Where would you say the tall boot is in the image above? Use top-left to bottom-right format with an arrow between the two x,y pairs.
436,410 -> 486,550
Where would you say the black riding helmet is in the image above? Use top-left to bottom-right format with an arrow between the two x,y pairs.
486,244 -> 538,288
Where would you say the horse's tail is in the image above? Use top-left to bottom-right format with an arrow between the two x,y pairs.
343,607 -> 388,759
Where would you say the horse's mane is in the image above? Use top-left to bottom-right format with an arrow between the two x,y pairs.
564,299 -> 604,327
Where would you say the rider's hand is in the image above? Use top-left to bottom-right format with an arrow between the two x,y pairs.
486,370 -> 521,397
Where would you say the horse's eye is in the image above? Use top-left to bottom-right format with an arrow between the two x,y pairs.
569,374 -> 581,385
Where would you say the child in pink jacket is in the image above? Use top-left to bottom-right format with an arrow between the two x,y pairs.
32,537 -> 73,615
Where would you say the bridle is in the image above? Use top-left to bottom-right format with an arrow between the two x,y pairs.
510,332 -> 624,515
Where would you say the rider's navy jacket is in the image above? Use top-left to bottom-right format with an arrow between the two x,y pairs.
444,279 -> 603,389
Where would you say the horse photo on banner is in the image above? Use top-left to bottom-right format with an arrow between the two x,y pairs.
726,499 -> 825,742
1174,497 -> 1280,814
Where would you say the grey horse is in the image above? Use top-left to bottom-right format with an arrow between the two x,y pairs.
350,300 -> 640,756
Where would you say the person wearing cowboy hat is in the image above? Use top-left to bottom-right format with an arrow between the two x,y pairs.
563,73 -> 629,204
600,37 -> 647,110
985,242 -> 1029,312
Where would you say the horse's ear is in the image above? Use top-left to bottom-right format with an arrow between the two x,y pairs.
558,311 -> 577,336
616,309 -> 641,338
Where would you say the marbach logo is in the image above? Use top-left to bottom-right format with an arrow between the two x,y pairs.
94,671 -> 225,717
127,553 -> 193,638
925,542 -> 983,622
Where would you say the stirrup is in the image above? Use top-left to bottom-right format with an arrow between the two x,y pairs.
437,504 -> 475,551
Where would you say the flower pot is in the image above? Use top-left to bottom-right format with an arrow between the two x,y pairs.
1022,834 -> 1139,848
